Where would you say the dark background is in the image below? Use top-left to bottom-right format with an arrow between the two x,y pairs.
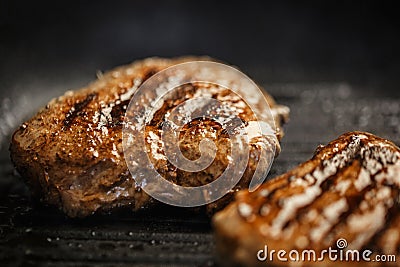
0,1 -> 400,91
0,1 -> 399,266
1,0 -> 400,150
1,1 -> 399,86
1,0 -> 400,139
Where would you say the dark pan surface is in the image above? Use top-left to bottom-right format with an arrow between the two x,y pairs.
0,82 -> 399,267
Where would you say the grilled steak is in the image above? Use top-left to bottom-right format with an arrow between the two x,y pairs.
10,57 -> 289,217
213,131 -> 400,266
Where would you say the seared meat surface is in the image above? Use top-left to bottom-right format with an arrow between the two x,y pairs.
213,131 -> 400,267
10,57 -> 289,217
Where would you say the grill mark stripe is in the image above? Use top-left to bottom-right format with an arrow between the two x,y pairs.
275,137 -> 362,232
324,184 -> 375,246
63,93 -> 97,129
365,186 -> 399,253
290,163 -> 358,230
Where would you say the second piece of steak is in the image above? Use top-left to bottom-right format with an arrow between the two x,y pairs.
10,57 -> 289,217
213,131 -> 400,267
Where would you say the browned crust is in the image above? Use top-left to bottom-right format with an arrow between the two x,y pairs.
10,56 -> 289,217
213,131 -> 400,267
